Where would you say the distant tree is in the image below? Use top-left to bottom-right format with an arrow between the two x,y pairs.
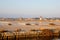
26,23 -> 31,25
8,23 -> 12,25
49,23 -> 55,26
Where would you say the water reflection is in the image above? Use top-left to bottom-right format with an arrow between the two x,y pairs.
16,37 -> 60,40
14,37 -> 53,40
0,35 -> 60,40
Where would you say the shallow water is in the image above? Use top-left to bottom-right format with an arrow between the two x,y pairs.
0,36 -> 60,40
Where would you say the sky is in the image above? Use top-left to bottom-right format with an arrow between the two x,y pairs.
0,0 -> 60,18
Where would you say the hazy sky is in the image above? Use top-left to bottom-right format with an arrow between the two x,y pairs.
0,0 -> 60,18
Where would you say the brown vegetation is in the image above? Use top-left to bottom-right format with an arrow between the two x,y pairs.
41,29 -> 53,36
